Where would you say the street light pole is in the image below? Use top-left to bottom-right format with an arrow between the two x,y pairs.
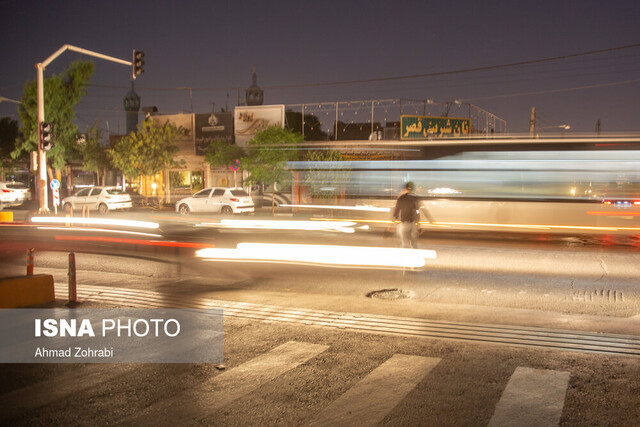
36,63 -> 47,213
35,44 -> 135,212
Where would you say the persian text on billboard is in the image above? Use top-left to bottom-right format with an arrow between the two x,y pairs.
195,112 -> 233,155
234,105 -> 285,147
401,115 -> 470,139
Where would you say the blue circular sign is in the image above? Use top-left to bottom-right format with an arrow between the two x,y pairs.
50,179 -> 60,190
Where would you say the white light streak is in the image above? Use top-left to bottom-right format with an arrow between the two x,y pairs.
197,219 -> 359,233
427,187 -> 460,195
36,226 -> 161,238
280,204 -> 391,213
196,243 -> 436,269
30,216 -> 159,229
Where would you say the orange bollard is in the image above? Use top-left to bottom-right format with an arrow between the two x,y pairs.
68,252 -> 77,303
26,248 -> 34,275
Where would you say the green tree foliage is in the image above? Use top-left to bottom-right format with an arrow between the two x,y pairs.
204,139 -> 245,168
204,138 -> 245,188
78,121 -> 111,185
108,118 -> 186,180
13,60 -> 95,171
285,110 -> 329,141
0,117 -> 21,166
302,150 -> 349,199
241,126 -> 303,188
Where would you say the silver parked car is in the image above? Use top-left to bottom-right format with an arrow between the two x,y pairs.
0,181 -> 31,209
176,187 -> 254,215
62,186 -> 132,214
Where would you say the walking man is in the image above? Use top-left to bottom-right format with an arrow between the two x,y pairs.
392,181 -> 420,248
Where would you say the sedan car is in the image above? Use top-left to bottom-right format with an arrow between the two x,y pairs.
62,186 -> 132,214
176,187 -> 254,215
0,181 -> 31,209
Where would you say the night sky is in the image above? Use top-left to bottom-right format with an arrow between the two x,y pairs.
1,0 -> 639,135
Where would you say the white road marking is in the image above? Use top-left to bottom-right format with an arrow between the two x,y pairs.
308,354 -> 441,426
123,341 -> 328,424
489,367 -> 570,427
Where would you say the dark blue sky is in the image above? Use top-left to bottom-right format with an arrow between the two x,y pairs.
1,0 -> 639,135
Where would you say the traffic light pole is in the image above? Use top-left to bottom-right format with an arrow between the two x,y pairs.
36,63 -> 47,213
36,44 -> 134,213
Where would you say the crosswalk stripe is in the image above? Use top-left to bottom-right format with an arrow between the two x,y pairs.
1,365 -> 135,422
121,340 -> 328,424
489,367 -> 570,427
308,354 -> 441,427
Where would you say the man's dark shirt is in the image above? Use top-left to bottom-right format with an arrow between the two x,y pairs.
393,193 -> 419,222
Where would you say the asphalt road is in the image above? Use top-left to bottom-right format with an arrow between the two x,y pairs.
1,308 -> 639,426
1,209 -> 639,425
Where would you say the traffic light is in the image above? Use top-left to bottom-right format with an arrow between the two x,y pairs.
132,49 -> 145,79
41,122 -> 54,151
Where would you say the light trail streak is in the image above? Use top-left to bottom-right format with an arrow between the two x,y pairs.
30,216 -> 160,229
196,219 -> 360,233
309,217 -> 640,232
587,211 -> 640,216
280,204 -> 391,213
54,235 -> 212,248
36,226 -> 161,238
310,218 -> 454,228
196,243 -> 436,269
427,222 -> 640,232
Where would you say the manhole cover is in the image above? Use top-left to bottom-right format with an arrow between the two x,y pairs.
366,288 -> 411,300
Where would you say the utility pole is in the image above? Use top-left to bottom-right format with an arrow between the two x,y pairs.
529,107 -> 536,138
35,44 -> 137,212
178,87 -> 193,113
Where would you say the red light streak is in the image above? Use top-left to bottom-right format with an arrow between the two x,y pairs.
54,235 -> 213,248
586,211 -> 640,216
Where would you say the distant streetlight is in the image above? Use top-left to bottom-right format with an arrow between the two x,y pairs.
0,96 -> 21,104
534,124 -> 571,139
540,124 -> 571,131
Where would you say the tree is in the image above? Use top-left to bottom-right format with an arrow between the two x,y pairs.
78,121 -> 111,186
13,60 -> 95,175
285,110 -> 329,141
0,117 -> 21,167
302,149 -> 349,200
205,139 -> 245,169
108,118 -> 186,181
242,126 -> 303,212
204,138 -> 245,187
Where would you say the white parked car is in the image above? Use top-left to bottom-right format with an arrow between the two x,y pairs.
0,181 -> 31,209
176,187 -> 254,215
62,186 -> 132,214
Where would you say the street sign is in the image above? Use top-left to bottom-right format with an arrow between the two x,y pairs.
229,159 -> 240,171
50,179 -> 60,210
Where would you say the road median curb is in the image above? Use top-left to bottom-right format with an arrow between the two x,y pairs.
0,274 -> 55,308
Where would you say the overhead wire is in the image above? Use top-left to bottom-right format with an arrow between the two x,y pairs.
463,78 -> 640,102
85,43 -> 640,94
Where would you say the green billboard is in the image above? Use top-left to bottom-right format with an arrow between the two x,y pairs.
401,115 -> 470,139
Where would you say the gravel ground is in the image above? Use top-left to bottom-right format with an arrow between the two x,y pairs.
1,315 -> 639,426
